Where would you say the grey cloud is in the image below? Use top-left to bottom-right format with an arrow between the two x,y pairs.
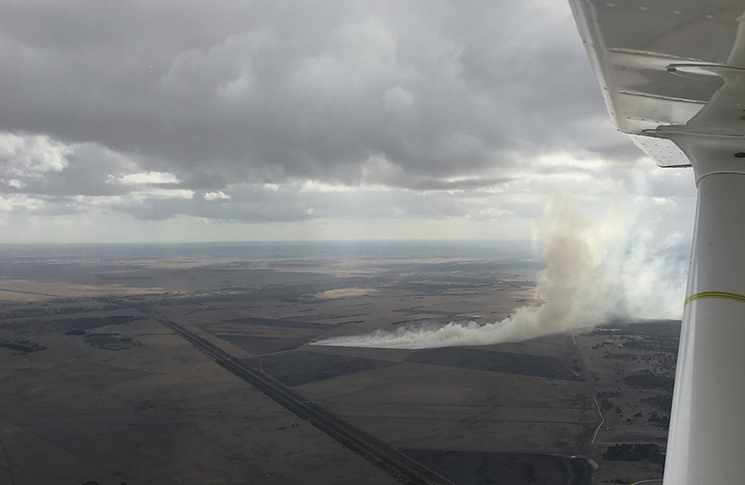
118,183 -> 482,223
0,0 -> 618,191
403,177 -> 511,191
647,168 -> 697,198
7,144 -> 133,197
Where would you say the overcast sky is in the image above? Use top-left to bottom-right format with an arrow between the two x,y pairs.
0,0 -> 697,243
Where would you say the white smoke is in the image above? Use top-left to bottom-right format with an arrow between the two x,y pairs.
313,192 -> 689,349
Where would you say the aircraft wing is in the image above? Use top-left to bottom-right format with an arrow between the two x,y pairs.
569,0 -> 745,167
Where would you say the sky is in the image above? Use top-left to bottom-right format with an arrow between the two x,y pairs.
0,0 -> 698,243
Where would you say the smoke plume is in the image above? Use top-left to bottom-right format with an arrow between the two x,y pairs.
313,193 -> 688,349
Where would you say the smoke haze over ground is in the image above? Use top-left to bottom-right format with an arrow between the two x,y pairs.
314,190 -> 689,349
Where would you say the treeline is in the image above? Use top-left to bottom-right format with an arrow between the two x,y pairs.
645,394 -> 673,413
623,373 -> 674,392
648,412 -> 670,428
622,336 -> 679,353
59,315 -> 139,329
0,303 -> 130,320
603,444 -> 664,464
0,339 -> 46,353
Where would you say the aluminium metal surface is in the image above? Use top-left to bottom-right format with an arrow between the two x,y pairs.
570,0 -> 745,169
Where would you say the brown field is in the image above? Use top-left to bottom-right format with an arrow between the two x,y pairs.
0,244 -> 675,484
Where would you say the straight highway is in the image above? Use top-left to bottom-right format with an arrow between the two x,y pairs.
151,309 -> 454,485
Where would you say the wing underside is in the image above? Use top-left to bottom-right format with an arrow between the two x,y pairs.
570,0 -> 745,167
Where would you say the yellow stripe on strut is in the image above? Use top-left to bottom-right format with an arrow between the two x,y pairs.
684,291 -> 745,306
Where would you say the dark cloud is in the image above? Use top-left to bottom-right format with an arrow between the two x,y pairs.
0,1 -> 697,245
0,0 -> 614,189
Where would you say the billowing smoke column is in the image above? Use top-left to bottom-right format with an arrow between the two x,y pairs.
313,195 -> 687,349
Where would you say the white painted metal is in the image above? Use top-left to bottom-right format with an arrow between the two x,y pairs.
569,1 -> 745,483
569,0 -> 745,167
664,173 -> 745,484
